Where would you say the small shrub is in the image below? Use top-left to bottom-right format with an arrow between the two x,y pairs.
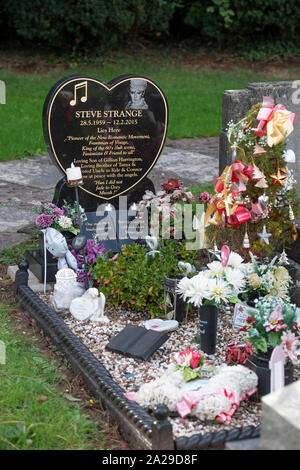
92,240 -> 198,317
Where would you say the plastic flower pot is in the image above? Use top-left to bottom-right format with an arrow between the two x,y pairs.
198,305 -> 218,355
163,275 -> 186,323
246,349 -> 294,400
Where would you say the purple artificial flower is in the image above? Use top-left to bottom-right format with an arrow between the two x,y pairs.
52,208 -> 65,218
36,214 -> 54,228
85,239 -> 105,265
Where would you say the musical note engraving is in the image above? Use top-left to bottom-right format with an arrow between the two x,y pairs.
70,81 -> 88,106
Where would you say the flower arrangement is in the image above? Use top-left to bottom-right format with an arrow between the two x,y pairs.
240,252 -> 293,303
172,349 -> 205,381
225,339 -> 254,366
239,296 -> 300,362
176,250 -> 246,308
205,96 -> 300,255
34,201 -> 86,235
138,178 -> 195,238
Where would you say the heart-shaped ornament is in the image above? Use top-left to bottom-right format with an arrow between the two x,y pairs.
145,319 -> 178,332
43,75 -> 168,200
220,245 -> 230,267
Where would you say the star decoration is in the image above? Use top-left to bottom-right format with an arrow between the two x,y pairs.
258,225 -> 272,245
269,168 -> 287,187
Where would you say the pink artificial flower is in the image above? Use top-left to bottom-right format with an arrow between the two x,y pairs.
198,192 -> 212,205
52,208 -> 65,218
264,305 -> 287,332
280,330 -> 299,362
173,349 -> 204,369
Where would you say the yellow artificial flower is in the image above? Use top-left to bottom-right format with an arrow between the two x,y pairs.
248,273 -> 261,289
273,267 -> 290,283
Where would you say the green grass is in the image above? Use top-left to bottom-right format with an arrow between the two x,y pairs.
0,53 -> 294,161
0,303 -> 107,450
0,231 -> 39,266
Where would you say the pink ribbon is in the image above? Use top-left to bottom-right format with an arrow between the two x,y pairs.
231,161 -> 253,191
176,390 -> 222,418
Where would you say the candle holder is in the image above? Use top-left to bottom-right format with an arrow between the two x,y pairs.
66,162 -> 88,288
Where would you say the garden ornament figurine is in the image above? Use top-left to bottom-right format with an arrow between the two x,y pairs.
69,288 -> 108,323
51,267 -> 85,315
41,227 -> 78,293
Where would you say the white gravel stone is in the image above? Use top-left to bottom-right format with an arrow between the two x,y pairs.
38,292 -> 300,440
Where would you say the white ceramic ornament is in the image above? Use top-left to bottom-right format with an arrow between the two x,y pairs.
69,288 -> 108,323
51,268 -> 85,314
283,149 -> 296,163
145,235 -> 158,251
178,262 -> 195,275
145,319 -> 179,332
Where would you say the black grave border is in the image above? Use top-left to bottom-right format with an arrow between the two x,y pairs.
14,260 -> 261,451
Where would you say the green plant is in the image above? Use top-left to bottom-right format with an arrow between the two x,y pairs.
0,232 -> 39,265
183,0 -> 300,51
2,0 -> 176,51
92,240 -> 198,317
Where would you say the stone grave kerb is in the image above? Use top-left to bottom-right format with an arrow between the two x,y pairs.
219,81 -> 300,196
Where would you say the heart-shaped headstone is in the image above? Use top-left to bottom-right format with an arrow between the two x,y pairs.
43,75 -> 168,200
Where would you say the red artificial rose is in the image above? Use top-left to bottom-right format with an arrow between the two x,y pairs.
161,178 -> 182,192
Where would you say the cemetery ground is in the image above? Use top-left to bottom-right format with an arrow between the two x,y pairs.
1,46 -> 300,451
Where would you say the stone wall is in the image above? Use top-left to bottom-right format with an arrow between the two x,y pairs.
219,81 -> 300,196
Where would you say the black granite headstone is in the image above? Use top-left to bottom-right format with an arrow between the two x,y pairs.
43,74 -> 168,251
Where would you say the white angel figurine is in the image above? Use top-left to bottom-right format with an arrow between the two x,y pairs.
69,288 -> 108,323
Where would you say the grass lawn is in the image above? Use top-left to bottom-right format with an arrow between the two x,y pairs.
0,302 -> 109,450
0,52 -> 298,161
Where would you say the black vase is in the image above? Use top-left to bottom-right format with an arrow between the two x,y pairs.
246,349 -> 294,400
198,305 -> 218,355
163,275 -> 186,323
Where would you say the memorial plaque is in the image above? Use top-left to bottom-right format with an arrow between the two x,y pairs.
43,74 -> 168,201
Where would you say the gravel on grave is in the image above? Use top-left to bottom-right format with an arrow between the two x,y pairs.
38,292 -> 300,440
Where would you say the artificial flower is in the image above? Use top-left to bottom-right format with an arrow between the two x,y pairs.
162,178 -> 182,191
209,278 -> 232,304
58,216 -> 73,229
264,305 -> 287,332
226,252 -> 244,269
225,267 -> 246,292
206,261 -> 224,277
247,273 -> 261,289
36,214 -> 53,228
173,349 -> 204,369
280,330 -> 299,362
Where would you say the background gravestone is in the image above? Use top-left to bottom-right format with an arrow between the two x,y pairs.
43,74 -> 168,251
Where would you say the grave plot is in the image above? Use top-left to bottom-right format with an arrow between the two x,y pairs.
16,76 -> 300,450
